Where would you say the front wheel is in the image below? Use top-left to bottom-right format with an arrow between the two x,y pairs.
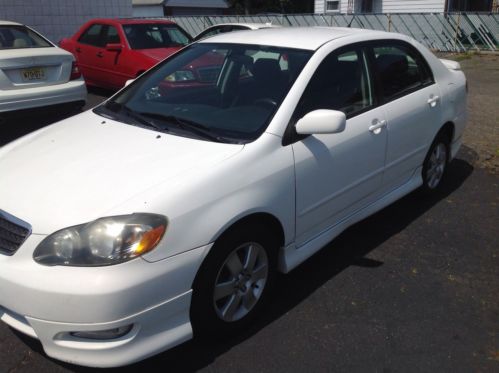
421,136 -> 449,192
190,225 -> 277,337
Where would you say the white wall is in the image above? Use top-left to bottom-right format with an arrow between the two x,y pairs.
0,0 -> 132,44
381,0 -> 445,12
315,0 -> 446,13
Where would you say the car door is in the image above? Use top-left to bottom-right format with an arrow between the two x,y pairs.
370,40 -> 441,191
96,24 -> 128,88
292,46 -> 388,246
74,23 -> 106,85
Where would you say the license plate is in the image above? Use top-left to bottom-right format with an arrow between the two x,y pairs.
21,68 -> 45,82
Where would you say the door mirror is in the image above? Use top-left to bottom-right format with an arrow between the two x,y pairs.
125,79 -> 134,87
295,109 -> 346,135
106,43 -> 122,52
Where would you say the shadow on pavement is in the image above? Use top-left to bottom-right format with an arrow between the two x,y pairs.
11,148 -> 475,372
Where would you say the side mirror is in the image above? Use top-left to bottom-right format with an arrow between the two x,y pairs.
125,79 -> 134,87
295,109 -> 346,135
106,43 -> 122,52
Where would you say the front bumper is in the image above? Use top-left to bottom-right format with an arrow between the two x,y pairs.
0,235 -> 211,367
0,79 -> 87,113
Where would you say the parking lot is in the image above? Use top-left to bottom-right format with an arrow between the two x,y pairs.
0,54 -> 498,372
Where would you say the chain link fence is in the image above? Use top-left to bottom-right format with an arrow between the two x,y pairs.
157,13 -> 498,53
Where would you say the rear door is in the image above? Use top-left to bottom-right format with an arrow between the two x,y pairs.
73,23 -> 106,86
370,40 -> 441,191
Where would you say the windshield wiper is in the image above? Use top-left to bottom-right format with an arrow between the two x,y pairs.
98,102 -> 167,132
137,112 -> 231,143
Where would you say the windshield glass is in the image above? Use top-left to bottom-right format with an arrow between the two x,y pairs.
95,43 -> 312,143
0,25 -> 52,49
123,24 -> 191,49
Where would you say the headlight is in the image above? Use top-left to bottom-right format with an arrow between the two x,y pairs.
165,70 -> 195,82
33,214 -> 167,266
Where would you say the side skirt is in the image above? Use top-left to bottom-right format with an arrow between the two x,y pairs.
278,167 -> 423,273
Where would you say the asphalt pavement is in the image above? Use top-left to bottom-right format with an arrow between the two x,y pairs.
0,87 -> 498,372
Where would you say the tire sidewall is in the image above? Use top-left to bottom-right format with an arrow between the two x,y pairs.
422,135 -> 450,192
190,224 -> 278,337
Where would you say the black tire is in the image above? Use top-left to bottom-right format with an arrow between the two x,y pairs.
421,133 -> 450,193
190,223 -> 278,338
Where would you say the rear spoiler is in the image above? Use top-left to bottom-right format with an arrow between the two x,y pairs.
440,59 -> 462,71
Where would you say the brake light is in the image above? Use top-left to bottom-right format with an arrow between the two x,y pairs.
70,61 -> 81,80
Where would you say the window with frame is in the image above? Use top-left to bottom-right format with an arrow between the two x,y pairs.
373,42 -> 433,101
326,0 -> 341,12
295,47 -> 373,119
78,24 -> 105,47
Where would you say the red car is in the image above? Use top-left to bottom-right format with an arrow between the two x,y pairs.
60,19 -> 192,89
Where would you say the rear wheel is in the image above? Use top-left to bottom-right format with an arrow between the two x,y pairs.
191,224 -> 277,337
421,135 -> 449,192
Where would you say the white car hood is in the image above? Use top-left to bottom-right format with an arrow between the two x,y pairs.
0,111 -> 243,234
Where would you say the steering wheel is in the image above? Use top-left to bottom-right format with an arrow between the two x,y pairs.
254,98 -> 278,108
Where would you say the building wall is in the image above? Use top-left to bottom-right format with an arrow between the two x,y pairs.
132,5 -> 164,17
0,0 -> 132,44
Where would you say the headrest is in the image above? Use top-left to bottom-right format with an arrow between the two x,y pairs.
13,38 -> 28,48
252,58 -> 281,81
376,54 -> 408,74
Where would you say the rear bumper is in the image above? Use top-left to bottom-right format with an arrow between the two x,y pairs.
0,79 -> 87,113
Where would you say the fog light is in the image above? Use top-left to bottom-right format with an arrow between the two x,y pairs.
70,325 -> 133,340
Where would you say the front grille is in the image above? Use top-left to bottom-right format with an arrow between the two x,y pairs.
0,210 -> 31,256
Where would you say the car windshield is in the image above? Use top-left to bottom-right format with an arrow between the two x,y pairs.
0,25 -> 52,49
123,24 -> 192,49
95,43 -> 312,143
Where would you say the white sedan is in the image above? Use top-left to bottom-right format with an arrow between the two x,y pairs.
193,22 -> 281,41
0,21 -> 86,114
0,27 -> 466,367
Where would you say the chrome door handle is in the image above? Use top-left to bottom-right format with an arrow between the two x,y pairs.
369,119 -> 387,134
96,51 -> 104,58
427,95 -> 439,107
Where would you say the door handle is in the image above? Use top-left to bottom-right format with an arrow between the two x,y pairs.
75,47 -> 81,53
427,95 -> 439,107
369,119 -> 387,134
96,51 -> 104,58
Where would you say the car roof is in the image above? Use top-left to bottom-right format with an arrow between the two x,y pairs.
204,22 -> 281,30
198,26 -> 393,50
89,18 -> 177,25
0,20 -> 23,26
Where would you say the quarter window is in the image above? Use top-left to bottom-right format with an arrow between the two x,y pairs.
373,43 -> 433,101
296,47 -> 373,119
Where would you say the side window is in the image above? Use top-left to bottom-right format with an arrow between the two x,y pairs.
78,24 -> 104,47
105,26 -> 121,45
373,42 -> 433,101
296,47 -> 373,119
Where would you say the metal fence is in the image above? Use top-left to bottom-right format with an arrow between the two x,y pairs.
160,13 -> 499,53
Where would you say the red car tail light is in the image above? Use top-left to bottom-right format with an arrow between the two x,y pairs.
70,61 -> 81,80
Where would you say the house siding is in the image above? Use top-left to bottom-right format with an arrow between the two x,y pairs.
0,0 -> 132,43
381,0 -> 445,13
315,0 -> 446,13
132,5 -> 164,17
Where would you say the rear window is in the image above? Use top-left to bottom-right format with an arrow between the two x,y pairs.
0,25 -> 52,49
123,24 -> 192,49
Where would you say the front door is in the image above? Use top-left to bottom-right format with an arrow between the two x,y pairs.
292,46 -> 387,246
